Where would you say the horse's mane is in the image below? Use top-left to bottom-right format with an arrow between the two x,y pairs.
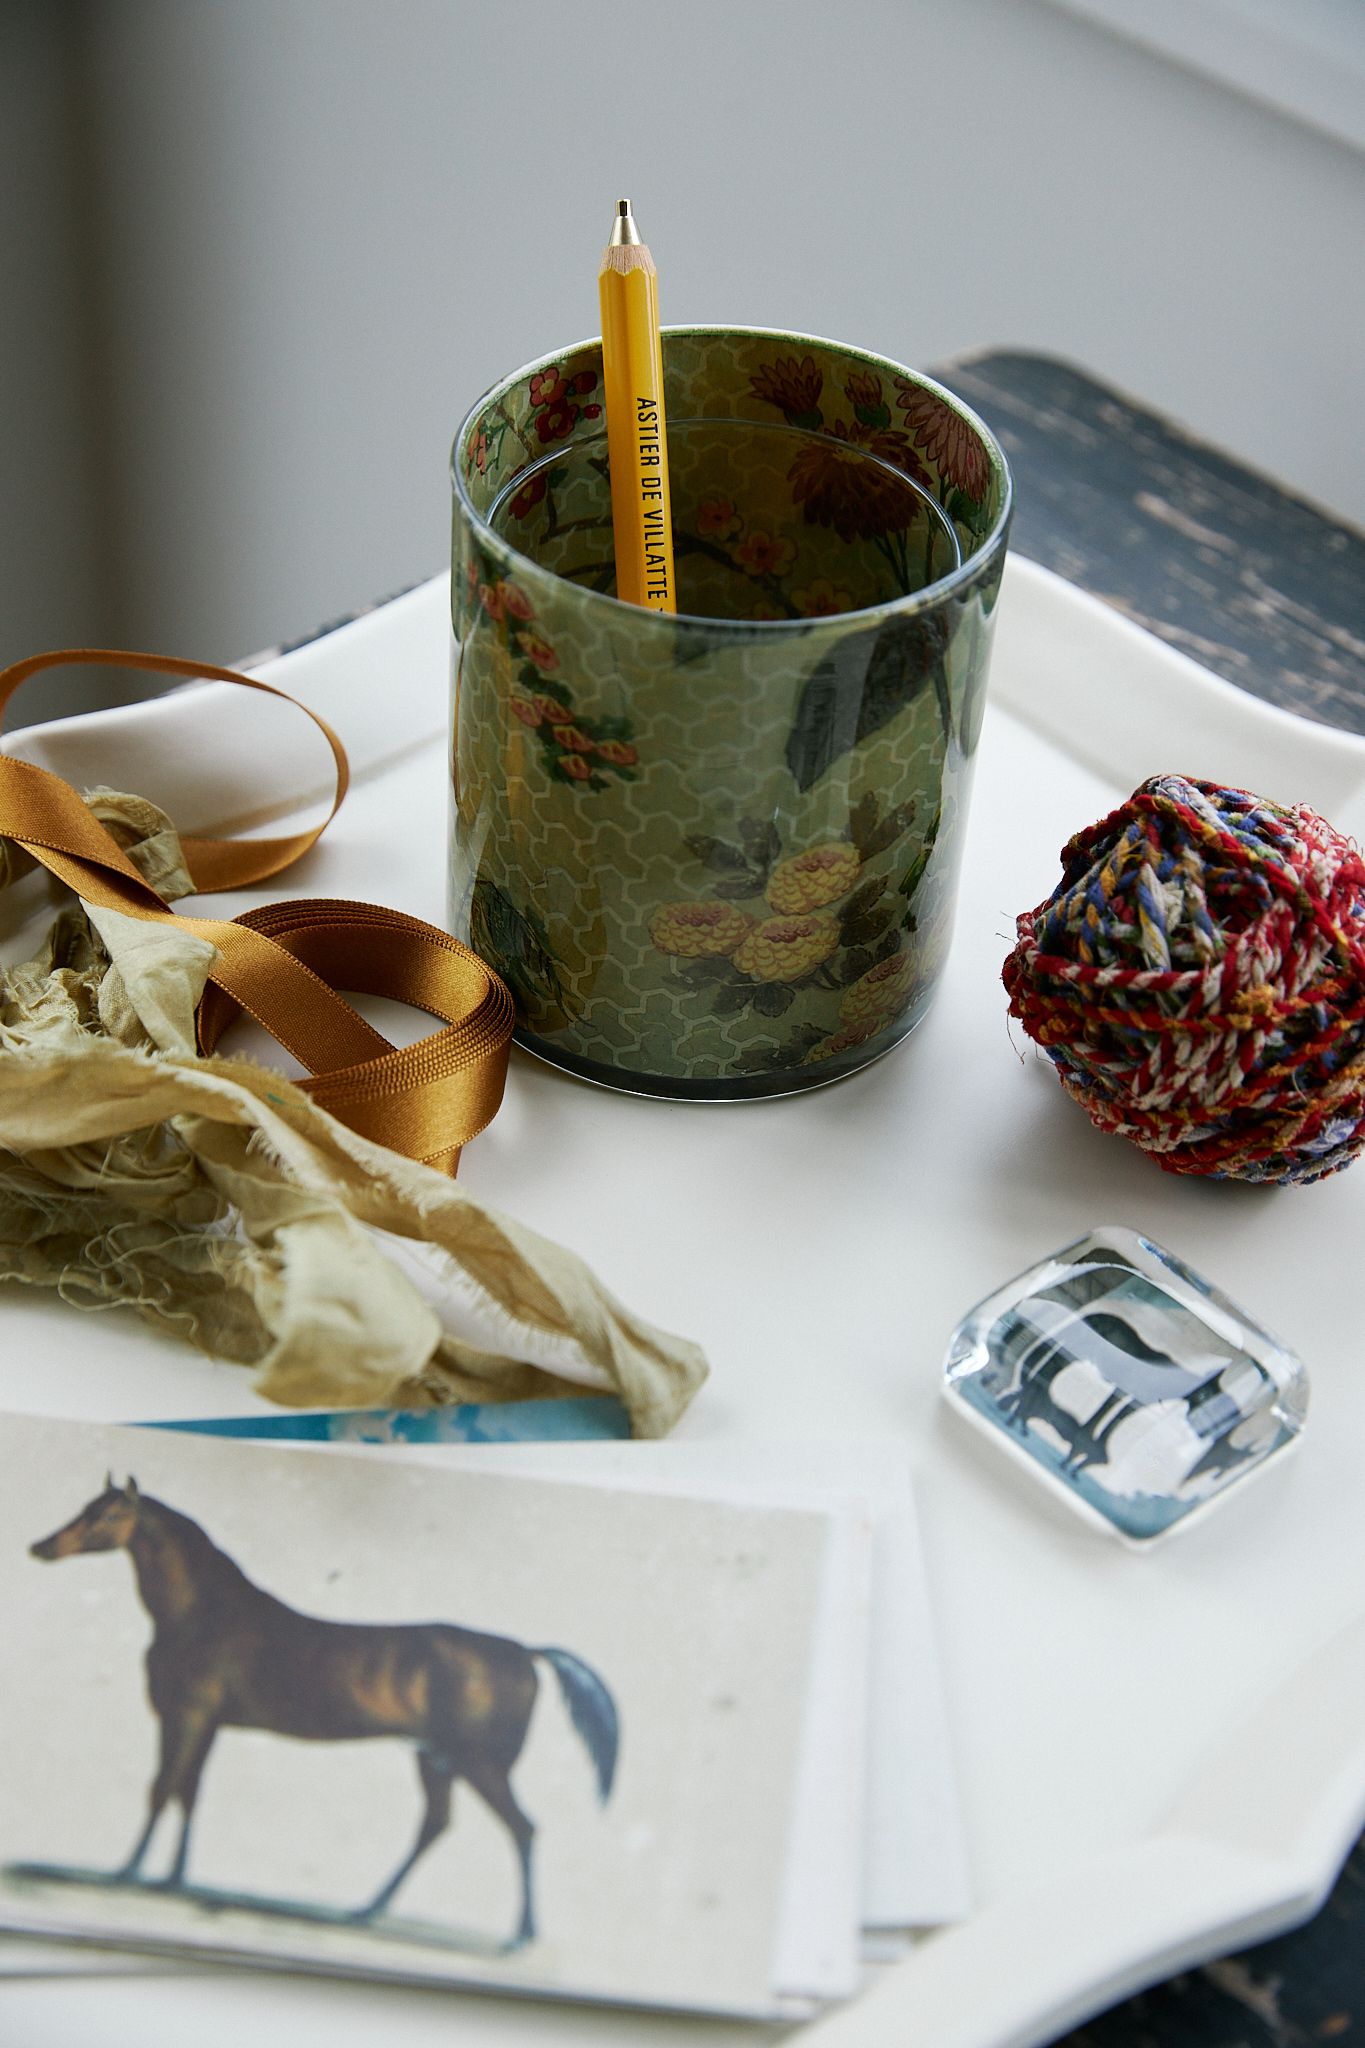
134,1495 -> 254,1585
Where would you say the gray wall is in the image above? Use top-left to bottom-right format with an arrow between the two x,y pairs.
5,0 -> 1364,698
1,5 -> 105,675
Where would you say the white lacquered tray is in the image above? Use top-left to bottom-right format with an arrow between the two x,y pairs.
5,556 -> 1365,2048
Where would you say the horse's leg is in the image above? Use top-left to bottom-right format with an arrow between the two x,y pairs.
121,1705 -> 218,1888
463,1756 -> 537,1950
119,1808 -> 161,1882
357,1749 -> 455,1920
164,1715 -> 221,1888
118,1709 -> 182,1880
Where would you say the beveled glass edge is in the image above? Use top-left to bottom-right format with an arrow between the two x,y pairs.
940,1381 -> 1306,1550
946,1223 -> 1307,1403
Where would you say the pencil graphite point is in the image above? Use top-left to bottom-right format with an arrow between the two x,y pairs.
607,201 -> 643,251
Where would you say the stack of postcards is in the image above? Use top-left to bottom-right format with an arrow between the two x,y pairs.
0,1414 -> 967,2022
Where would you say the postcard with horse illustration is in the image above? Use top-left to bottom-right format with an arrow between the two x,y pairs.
0,1412 -> 833,2018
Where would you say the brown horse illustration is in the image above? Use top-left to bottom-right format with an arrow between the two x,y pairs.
29,1476 -> 619,1946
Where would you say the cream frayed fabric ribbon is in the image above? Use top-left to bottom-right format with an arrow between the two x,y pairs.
0,654 -> 709,1431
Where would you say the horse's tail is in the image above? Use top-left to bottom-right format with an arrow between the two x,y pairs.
533,1648 -> 619,1802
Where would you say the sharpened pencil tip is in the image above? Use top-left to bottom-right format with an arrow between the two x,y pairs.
618,199 -> 630,216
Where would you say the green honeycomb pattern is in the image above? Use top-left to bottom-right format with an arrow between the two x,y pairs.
449,328 -> 1011,1097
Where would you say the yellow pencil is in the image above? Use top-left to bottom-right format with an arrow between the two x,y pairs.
598,200 -> 676,613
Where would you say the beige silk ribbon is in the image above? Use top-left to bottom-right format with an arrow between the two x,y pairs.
0,648 -> 513,1174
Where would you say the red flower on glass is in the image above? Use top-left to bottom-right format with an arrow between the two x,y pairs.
894,385 -> 990,502
536,398 -> 577,444
508,473 -> 548,520
551,723 -> 596,754
696,496 -> 741,539
530,367 -> 566,408
571,370 -> 598,396
498,581 -> 535,622
844,369 -> 881,411
517,631 -> 559,673
509,696 -> 542,728
750,355 -> 823,420
594,739 -> 638,767
787,422 -> 925,542
856,424 -> 932,491
560,753 -> 594,781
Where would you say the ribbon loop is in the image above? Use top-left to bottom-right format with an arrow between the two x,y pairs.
0,648 -> 512,1173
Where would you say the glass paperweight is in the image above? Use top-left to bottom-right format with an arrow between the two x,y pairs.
942,1225 -> 1308,1543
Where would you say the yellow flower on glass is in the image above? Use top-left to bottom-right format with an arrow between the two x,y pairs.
840,950 -> 915,1026
732,914 -> 839,983
736,530 -> 797,578
516,630 -> 559,673
767,843 -> 860,915
805,1020 -> 880,1063
793,576 -> 853,618
696,496 -> 742,540
550,723 -> 596,754
650,902 -> 754,959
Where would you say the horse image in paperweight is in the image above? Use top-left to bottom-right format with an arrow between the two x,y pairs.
942,1226 -> 1309,1542
450,327 -> 1012,1098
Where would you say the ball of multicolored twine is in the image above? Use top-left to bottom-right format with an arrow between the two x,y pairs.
1003,774 -> 1365,1184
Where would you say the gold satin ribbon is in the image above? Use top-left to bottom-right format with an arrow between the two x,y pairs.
0,648 -> 513,1175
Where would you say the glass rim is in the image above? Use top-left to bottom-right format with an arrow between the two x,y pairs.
451,323 -> 1013,634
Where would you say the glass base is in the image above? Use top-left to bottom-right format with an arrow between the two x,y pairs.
512,1013 -> 926,1102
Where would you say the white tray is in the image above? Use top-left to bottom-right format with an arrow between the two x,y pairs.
5,556 -> 1365,2048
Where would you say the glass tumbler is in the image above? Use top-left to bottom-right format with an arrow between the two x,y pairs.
450,326 -> 1011,1099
